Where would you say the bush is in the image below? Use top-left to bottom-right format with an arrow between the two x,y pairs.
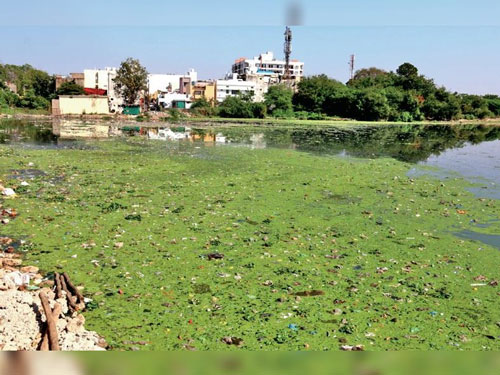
294,111 -> 327,120
250,102 -> 267,119
190,98 -> 216,117
18,89 -> 49,110
167,108 -> 186,122
56,81 -> 85,96
484,95 -> 500,116
265,85 -> 293,116
217,96 -> 254,118
0,88 -> 20,108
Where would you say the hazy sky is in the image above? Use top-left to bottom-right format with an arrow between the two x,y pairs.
1,1 -> 499,94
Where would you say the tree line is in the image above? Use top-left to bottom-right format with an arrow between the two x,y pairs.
2,60 -> 500,121
0,58 -> 148,112
0,63 -> 87,111
212,63 -> 500,121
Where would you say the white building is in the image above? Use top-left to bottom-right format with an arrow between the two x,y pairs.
158,92 -> 192,109
83,67 -> 117,91
83,68 -> 124,112
148,69 -> 197,94
82,67 -> 198,112
232,51 -> 304,82
216,74 -> 257,103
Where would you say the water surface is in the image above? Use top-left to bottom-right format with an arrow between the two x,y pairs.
1,119 -> 499,194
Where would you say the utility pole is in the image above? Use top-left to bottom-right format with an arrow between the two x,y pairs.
349,54 -> 356,81
283,26 -> 293,82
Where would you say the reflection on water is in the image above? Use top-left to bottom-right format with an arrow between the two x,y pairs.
1,118 -> 500,189
454,230 -> 500,250
2,118 -> 500,250
2,119 -> 499,161
420,139 -> 500,191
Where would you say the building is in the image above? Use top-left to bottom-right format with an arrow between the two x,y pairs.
84,68 -> 117,92
83,68 -> 124,112
245,71 -> 280,102
179,76 -> 192,95
191,81 -> 216,104
232,51 -> 304,83
158,92 -> 192,109
55,73 -> 84,90
216,74 -> 256,103
148,69 -> 197,95
52,96 -> 110,115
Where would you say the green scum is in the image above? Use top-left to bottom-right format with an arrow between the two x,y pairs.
1,138 -> 499,350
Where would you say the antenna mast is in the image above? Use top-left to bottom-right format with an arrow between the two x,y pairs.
349,54 -> 355,80
284,26 -> 293,81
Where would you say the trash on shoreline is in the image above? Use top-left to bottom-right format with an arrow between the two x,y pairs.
1,188 -> 16,197
3,271 -> 31,287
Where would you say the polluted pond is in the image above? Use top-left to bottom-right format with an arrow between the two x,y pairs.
1,119 -> 500,350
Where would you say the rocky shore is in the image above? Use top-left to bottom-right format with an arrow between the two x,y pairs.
1,183 -> 105,351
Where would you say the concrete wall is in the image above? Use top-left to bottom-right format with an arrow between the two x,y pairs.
55,96 -> 109,115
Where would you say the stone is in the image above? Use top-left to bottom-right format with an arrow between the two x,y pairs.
66,314 -> 86,333
20,266 -> 40,274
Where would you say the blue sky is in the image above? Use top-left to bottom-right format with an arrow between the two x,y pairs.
1,1 -> 499,94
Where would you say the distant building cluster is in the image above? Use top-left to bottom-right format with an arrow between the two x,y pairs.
51,51 -> 304,115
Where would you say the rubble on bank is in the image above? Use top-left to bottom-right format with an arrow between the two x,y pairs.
0,253 -> 106,351
1,180 -> 105,351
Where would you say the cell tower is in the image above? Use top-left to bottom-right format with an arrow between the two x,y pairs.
283,26 -> 293,81
349,54 -> 356,81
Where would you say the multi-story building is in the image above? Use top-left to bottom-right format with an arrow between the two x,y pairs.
191,81 -> 216,104
148,69 -> 197,95
216,74 -> 257,103
246,71 -> 280,102
232,51 -> 304,83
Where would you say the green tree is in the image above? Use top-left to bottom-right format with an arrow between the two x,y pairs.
322,87 -> 356,118
56,81 -> 85,96
190,98 -> 216,117
218,96 -> 256,118
459,94 -> 494,119
29,70 -> 55,99
396,63 -> 419,79
483,95 -> 500,116
0,87 -> 20,108
348,68 -> 396,89
422,89 -> 461,121
293,75 -> 346,113
264,84 -> 293,117
18,89 -> 49,110
354,89 -> 391,121
250,102 -> 266,119
114,58 -> 148,105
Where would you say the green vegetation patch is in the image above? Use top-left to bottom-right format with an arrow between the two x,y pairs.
1,140 -> 499,350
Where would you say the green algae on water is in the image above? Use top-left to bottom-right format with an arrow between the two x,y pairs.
1,139 -> 500,350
